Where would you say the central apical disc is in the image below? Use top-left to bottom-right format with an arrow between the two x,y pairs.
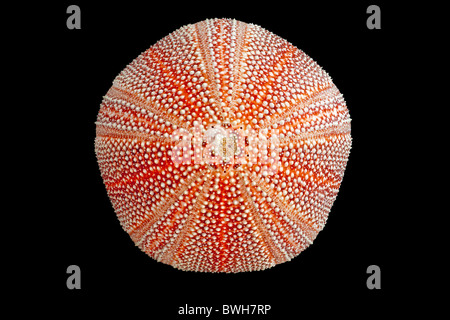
95,18 -> 352,273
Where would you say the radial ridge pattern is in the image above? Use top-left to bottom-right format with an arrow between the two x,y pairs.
95,18 -> 352,273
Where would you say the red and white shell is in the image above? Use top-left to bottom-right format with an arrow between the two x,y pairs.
94,18 -> 352,273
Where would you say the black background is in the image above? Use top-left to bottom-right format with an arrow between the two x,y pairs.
16,0 -> 430,317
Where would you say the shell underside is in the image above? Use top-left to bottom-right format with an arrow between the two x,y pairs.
95,18 -> 352,273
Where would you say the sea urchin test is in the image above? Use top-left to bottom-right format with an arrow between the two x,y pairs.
94,18 -> 352,273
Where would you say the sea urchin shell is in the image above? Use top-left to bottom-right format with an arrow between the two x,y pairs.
94,18 -> 352,273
